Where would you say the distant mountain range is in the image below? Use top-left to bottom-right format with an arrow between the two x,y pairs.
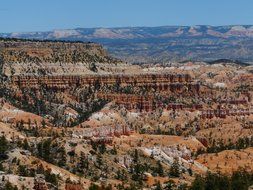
2,25 -> 253,63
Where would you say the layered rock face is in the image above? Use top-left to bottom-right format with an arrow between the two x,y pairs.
9,73 -> 201,112
97,93 -> 202,112
11,73 -> 192,89
0,39 -> 121,76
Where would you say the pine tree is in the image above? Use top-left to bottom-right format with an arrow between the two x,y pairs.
4,181 -> 18,190
169,158 -> 180,178
45,169 -> 58,186
133,149 -> 139,163
189,175 -> 205,190
89,183 -> 100,190
22,138 -> 30,150
155,181 -> 162,190
111,145 -> 117,155
57,147 -> 67,167
99,143 -> 106,154
96,153 -> 103,168
0,136 -> 8,160
41,119 -> 46,128
37,139 -> 52,163
156,160 -> 164,177
164,180 -> 175,190
18,165 -> 29,177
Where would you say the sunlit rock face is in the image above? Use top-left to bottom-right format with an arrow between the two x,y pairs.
0,39 -> 122,76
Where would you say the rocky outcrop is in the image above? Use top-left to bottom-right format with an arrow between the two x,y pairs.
11,73 -> 193,89
97,93 -> 202,112
0,39 -> 121,76
69,125 -> 133,139
0,39 -> 116,63
201,108 -> 253,119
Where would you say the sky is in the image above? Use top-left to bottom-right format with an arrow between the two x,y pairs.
1,0 -> 253,33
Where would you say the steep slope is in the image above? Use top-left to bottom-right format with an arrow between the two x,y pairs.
0,38 -> 122,76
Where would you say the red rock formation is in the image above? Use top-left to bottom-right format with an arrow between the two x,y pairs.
201,108 -> 253,119
33,175 -> 48,190
11,73 -> 193,89
198,138 -> 208,147
219,98 -> 248,105
65,183 -> 84,190
97,93 -> 203,112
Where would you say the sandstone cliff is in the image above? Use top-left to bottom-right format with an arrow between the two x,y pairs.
0,38 -> 121,76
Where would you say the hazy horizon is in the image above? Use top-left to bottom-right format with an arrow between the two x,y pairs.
4,24 -> 253,34
1,0 -> 253,33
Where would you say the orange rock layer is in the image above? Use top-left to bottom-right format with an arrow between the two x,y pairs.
11,73 -> 193,89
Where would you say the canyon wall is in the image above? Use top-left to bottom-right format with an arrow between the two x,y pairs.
11,73 -> 193,89
0,39 -> 121,76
